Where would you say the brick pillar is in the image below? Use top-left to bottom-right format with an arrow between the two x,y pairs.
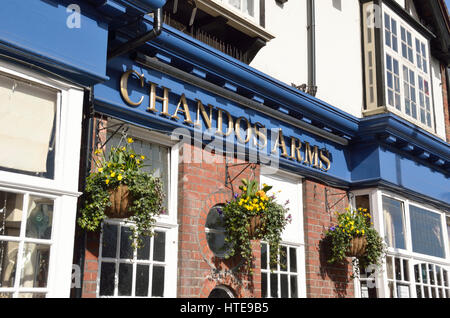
177,143 -> 261,298
303,179 -> 355,298
441,64 -> 450,142
81,232 -> 100,298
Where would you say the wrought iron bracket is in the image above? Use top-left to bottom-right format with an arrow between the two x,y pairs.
225,159 -> 257,195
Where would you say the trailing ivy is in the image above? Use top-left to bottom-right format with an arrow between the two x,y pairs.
78,138 -> 164,248
222,179 -> 291,274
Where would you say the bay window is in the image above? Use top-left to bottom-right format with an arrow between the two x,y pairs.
353,190 -> 450,298
0,61 -> 84,297
362,3 -> 435,132
382,7 -> 433,129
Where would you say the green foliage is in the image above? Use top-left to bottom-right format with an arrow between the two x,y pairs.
324,207 -> 386,273
222,179 -> 291,274
78,138 -> 165,248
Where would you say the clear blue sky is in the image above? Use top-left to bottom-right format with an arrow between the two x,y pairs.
446,0 -> 450,13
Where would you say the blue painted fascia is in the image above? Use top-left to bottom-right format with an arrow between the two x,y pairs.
109,15 -> 360,139
358,113 -> 450,164
0,0 -> 109,86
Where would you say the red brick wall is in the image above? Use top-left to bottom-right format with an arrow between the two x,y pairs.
303,179 -> 355,298
177,143 -> 261,298
81,232 -> 100,298
441,64 -> 450,142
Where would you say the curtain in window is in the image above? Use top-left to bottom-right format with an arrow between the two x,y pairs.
409,205 -> 444,258
382,196 -> 406,249
0,74 -> 56,173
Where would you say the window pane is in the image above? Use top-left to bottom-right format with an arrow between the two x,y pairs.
446,217 -> 450,248
120,226 -> 133,259
414,264 -> 420,283
0,241 -> 19,287
243,0 -> 254,17
101,223 -> 118,258
290,275 -> 298,298
382,196 -> 406,249
26,196 -> 53,240
118,263 -> 133,296
421,263 -> 428,284
416,284 -> 422,298
0,192 -> 23,237
270,273 -> 278,298
280,274 -> 288,298
205,206 -> 230,257
409,205 -> 445,258
0,73 -> 57,179
289,247 -> 297,273
106,133 -> 170,214
20,243 -> 50,288
151,265 -> 165,297
229,0 -> 241,10
153,231 -> 166,262
262,273 -> 267,298
386,256 -> 394,279
137,235 -> 151,260
136,265 -> 149,297
394,257 -> 402,281
99,262 -> 115,296
261,243 -> 267,270
280,246 -> 287,272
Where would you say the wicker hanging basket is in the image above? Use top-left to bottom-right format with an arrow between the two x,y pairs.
105,185 -> 134,219
346,236 -> 367,257
247,215 -> 266,239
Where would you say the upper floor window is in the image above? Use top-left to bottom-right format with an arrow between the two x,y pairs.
362,3 -> 436,133
382,8 -> 433,129
219,0 -> 258,21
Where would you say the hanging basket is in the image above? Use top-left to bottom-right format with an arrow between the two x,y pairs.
346,236 -> 367,257
247,215 -> 266,239
105,185 -> 134,219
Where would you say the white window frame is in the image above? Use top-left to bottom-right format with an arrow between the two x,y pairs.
0,59 -> 84,298
260,169 -> 306,298
351,188 -> 450,298
97,219 -> 177,298
195,0 -> 274,42
95,122 -> 179,298
382,5 -> 434,131
217,0 -> 259,23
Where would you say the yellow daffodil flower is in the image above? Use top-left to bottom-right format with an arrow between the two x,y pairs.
127,137 -> 134,144
110,172 -> 116,178
117,174 -> 123,181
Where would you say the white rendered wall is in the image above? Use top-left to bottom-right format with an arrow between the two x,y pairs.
250,0 -> 363,118
315,0 -> 364,118
430,56 -> 446,139
250,0 -> 308,91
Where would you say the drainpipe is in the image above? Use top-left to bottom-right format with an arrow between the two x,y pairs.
108,7 -> 163,60
307,0 -> 317,97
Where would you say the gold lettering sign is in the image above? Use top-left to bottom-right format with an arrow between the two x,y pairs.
119,72 -> 332,172
120,70 -> 144,106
